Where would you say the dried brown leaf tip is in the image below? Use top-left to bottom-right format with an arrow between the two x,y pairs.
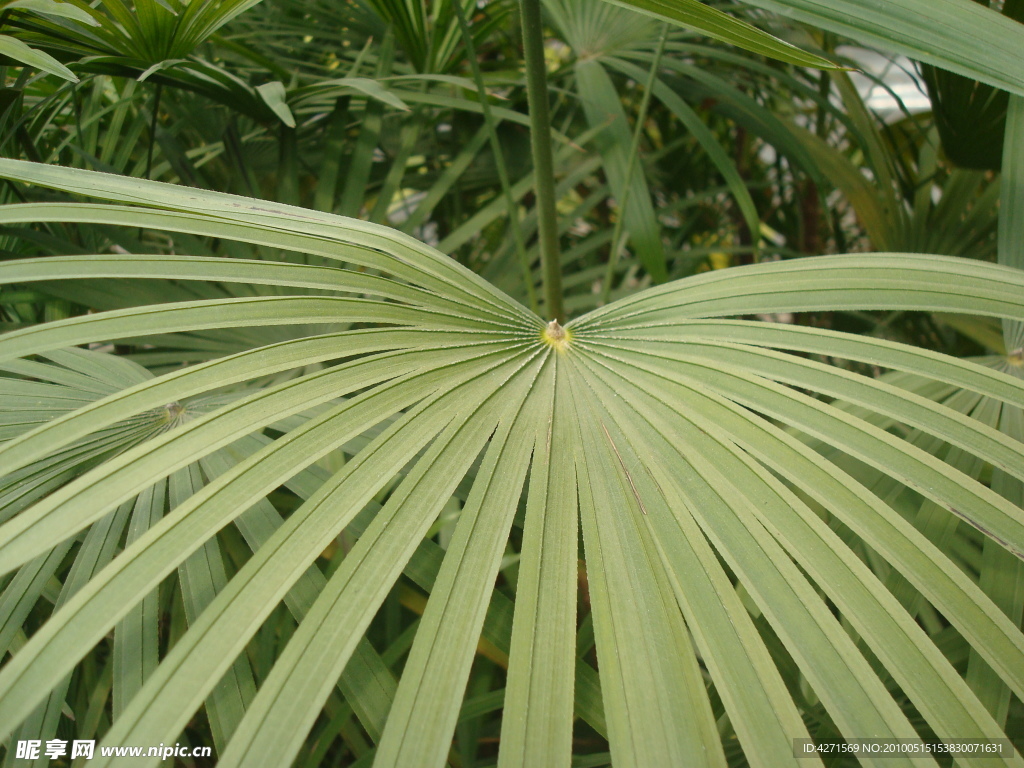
542,319 -> 572,352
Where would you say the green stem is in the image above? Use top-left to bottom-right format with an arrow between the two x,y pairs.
519,0 -> 563,322
454,0 -> 539,315
600,24 -> 668,306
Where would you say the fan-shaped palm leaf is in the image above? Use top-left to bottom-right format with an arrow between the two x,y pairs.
0,158 -> 1023,768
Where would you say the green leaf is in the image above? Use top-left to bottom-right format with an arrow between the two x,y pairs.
1000,95 -> 1024,349
213,355 -> 544,768
595,0 -> 840,69
743,0 -> 1024,98
371,360 -> 545,768
499,361 -> 578,768
2,161 -> 1024,767
574,59 -> 667,282
255,81 -> 296,127
0,34 -> 78,81
3,0 -> 99,25
570,370 -> 726,768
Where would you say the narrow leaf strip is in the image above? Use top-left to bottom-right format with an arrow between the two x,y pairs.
499,357 -> 578,768
569,357 -> 726,768
373,359 -> 549,768
213,354 -> 545,768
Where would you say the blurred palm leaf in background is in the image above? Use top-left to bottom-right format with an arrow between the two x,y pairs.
923,0 -> 1023,172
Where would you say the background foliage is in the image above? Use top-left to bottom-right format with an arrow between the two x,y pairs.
0,0 -> 1023,766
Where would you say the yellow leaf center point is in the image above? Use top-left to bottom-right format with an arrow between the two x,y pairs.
542,319 -> 572,352
1008,348 -> 1023,367
162,401 -> 188,426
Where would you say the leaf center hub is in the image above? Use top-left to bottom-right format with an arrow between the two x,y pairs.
542,319 -> 572,352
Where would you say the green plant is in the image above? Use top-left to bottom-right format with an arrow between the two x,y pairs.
0,1 -> 1023,767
